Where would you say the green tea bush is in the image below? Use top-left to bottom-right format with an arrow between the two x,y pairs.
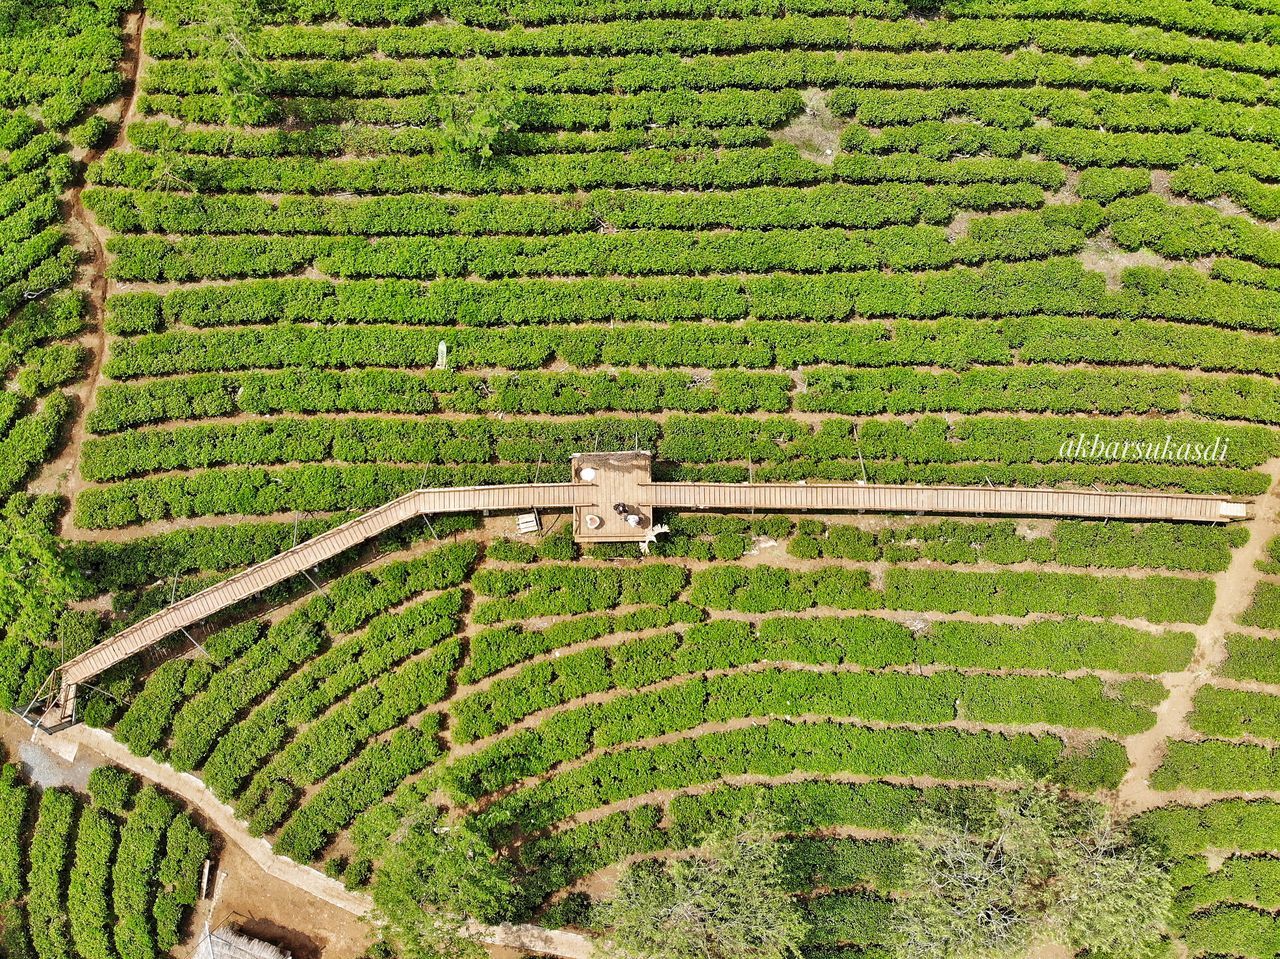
90,144 -> 827,196
168,606 -> 324,771
1135,801 -> 1280,857
1221,634 -> 1280,684
689,565 -> 879,612
86,768 -> 135,816
1174,856 -> 1280,918
1182,906 -> 1280,959
1240,582 -> 1280,630
67,809 -> 116,959
202,590 -> 464,801
1189,686 -> 1280,741
690,564 -> 1214,623
236,639 -> 460,831
883,568 -> 1215,624
451,665 -> 1153,799
1153,741 -> 1280,792
112,660 -> 190,758
460,604 -> 703,682
471,564 -> 687,624
111,788 -> 175,959
153,815 -> 209,951
0,763 -> 28,903
26,788 -> 74,959
486,722 -> 1127,830
272,726 -> 442,862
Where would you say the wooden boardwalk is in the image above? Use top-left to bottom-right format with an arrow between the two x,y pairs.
42,457 -> 1250,725
51,483 -> 592,724
646,482 -> 1244,522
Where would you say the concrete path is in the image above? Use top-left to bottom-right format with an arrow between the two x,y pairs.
49,725 -> 374,915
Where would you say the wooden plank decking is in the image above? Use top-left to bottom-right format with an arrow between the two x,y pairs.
645,482 -> 1243,523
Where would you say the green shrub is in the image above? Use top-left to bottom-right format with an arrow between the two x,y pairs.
27,789 -> 75,959
0,762 -> 29,903
68,117 -> 112,150
1189,686 -> 1280,741
485,722 -> 1127,831
486,538 -> 536,563
1077,167 -> 1150,202
111,788 -> 176,959
1221,634 -> 1280,684
67,809 -> 117,959
154,815 -> 210,950
87,768 -> 135,815
1240,582 -> 1280,630
1153,741 -> 1280,792
1135,801 -> 1280,863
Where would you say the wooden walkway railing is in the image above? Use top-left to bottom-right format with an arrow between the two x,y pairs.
39,467 -> 1250,726
645,482 -> 1244,522
49,483 -> 593,724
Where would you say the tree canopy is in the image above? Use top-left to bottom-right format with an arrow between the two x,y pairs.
601,808 -> 808,959
0,495 -> 87,710
371,811 -> 514,959
890,776 -> 1173,959
164,0 -> 271,125
435,61 -> 520,163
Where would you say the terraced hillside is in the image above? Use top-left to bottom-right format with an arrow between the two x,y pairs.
76,0 -> 1280,538
88,510 -> 1271,956
6,0 -> 1280,956
0,0 -> 132,501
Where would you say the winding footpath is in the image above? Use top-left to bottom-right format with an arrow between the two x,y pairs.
28,10 -> 146,507
1116,457 -> 1280,814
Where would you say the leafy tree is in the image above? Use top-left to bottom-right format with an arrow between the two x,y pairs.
371,810 -> 514,959
0,495 -> 87,710
601,808 -> 808,959
435,61 -> 520,163
890,776 -> 1172,959
167,0 -> 271,125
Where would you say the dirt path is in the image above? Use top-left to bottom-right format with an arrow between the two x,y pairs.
1116,457 -> 1280,815
27,10 -> 146,519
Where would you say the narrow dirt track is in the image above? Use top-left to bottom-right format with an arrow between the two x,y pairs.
27,10 -> 146,517
1116,457 -> 1280,814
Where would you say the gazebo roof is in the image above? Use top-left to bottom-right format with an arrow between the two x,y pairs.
192,926 -> 291,959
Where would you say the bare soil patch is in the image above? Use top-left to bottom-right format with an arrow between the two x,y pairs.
771,88 -> 843,165
196,844 -> 373,959
1079,236 -> 1182,290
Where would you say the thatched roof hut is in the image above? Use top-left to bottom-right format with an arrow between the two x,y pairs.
192,926 -> 291,959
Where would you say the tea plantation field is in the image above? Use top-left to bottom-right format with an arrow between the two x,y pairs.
4,0 -> 1280,956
